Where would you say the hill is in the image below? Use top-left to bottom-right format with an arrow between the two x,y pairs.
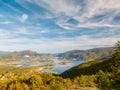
0,47 -> 115,62
0,50 -> 54,59
61,43 -> 120,78
0,43 -> 120,90
0,50 -> 55,65
0,51 -> 10,56
60,42 -> 120,89
57,47 -> 115,61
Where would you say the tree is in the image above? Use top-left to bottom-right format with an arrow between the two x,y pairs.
95,70 -> 113,90
28,75 -> 43,89
112,41 -> 120,60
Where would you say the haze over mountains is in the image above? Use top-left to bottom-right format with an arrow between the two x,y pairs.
0,51 -> 10,56
0,50 -> 54,60
0,47 -> 115,61
57,47 -> 115,60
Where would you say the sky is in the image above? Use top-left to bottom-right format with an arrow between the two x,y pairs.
0,0 -> 120,53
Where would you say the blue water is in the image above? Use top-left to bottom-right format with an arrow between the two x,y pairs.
7,60 -> 84,74
42,60 -> 84,74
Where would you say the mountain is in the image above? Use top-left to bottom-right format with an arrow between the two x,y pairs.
60,46 -> 120,79
57,47 -> 115,61
0,47 -> 115,61
61,53 -> 120,78
0,50 -> 54,60
0,51 -> 10,56
60,42 -> 120,89
14,50 -> 53,58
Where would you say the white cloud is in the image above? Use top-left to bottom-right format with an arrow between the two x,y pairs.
15,0 -> 120,29
84,0 -> 120,18
75,0 -> 120,24
16,27 -> 31,34
0,21 -> 12,25
0,35 -> 119,53
14,26 -> 51,35
29,0 -> 120,30
40,30 -> 50,33
56,21 -> 120,30
32,0 -> 81,16
0,0 -> 120,53
77,23 -> 120,28
0,29 -> 10,38
19,14 -> 29,22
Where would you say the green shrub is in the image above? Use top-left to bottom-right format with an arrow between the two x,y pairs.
28,75 -> 43,88
95,70 -> 114,90
50,83 -> 64,90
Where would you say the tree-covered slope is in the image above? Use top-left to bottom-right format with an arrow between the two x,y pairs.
61,43 -> 120,79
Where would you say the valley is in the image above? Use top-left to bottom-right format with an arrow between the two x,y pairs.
0,0 -> 120,89
0,47 -> 114,74
0,45 -> 119,90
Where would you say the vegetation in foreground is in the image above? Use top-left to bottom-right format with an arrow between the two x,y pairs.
0,42 -> 120,90
0,65 -> 98,90
61,42 -> 120,90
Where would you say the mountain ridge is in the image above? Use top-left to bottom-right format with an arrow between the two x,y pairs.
57,47 -> 115,61
0,47 -> 115,61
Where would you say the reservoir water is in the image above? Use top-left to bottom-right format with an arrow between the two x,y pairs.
42,60 -> 84,74
8,60 -> 84,74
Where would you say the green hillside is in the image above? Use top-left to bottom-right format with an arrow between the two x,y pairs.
60,46 -> 118,79
61,42 -> 120,89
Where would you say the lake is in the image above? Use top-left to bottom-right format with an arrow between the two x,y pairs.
7,60 -> 84,74
42,60 -> 84,74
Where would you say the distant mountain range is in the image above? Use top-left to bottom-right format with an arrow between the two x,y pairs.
0,47 -> 115,61
57,47 -> 115,61
0,50 -> 54,60
0,51 -> 10,56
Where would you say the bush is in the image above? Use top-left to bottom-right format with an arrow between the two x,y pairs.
27,75 -> 43,89
95,70 -> 114,90
7,81 -> 29,90
50,83 -> 64,90
74,75 -> 96,87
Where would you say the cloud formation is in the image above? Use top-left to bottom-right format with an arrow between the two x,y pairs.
19,14 -> 29,23
0,0 -> 120,53
31,0 -> 120,29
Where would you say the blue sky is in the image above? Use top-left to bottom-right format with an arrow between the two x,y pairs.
0,0 -> 120,53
